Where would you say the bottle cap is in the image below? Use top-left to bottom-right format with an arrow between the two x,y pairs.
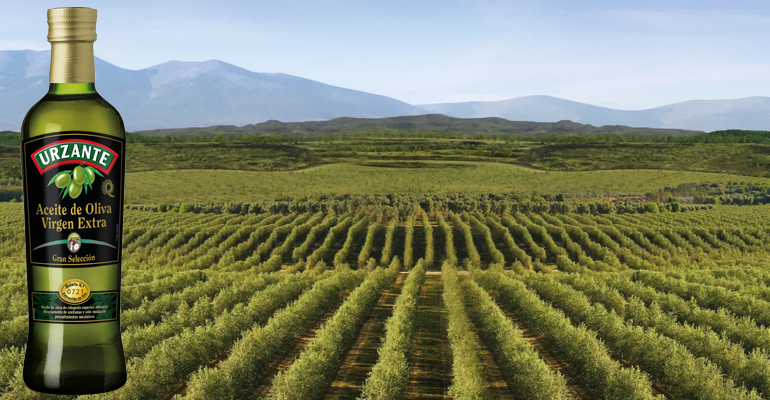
47,7 -> 97,43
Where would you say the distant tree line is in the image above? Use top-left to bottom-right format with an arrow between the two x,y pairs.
3,128 -> 770,146
0,132 -> 19,146
125,193 -> 714,216
650,182 -> 770,206
121,129 -> 770,145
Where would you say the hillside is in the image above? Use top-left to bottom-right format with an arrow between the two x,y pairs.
135,114 -> 702,137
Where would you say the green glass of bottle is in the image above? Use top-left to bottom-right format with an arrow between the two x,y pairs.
21,7 -> 127,394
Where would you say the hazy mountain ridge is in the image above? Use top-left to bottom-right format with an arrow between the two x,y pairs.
1,50 -> 769,132
419,95 -> 770,132
0,50 -> 426,131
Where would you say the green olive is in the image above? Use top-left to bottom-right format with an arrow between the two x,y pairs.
68,181 -> 83,199
54,173 -> 71,189
72,166 -> 86,185
84,167 -> 95,184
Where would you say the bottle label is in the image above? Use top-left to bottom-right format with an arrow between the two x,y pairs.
32,278 -> 119,323
22,132 -> 124,267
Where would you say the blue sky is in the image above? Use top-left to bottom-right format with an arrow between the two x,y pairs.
2,0 -> 770,109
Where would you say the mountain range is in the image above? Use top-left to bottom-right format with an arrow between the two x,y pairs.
0,50 -> 425,131
0,49 -> 768,132
419,96 -> 770,132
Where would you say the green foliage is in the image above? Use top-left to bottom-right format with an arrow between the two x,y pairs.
266,267 -> 396,400
78,274 -> 325,400
474,270 -> 661,400
0,346 -> 23,393
448,213 -> 480,268
360,260 -> 426,400
435,212 -> 458,266
463,268 -> 570,399
468,214 -> 505,266
334,215 -> 372,266
3,202 -> 770,398
694,129 -> 770,144
6,131 -> 770,206
644,202 -> 660,213
293,214 -> 340,261
179,203 -> 194,213
358,216 -> 382,268
123,273 -> 306,360
485,214 -> 532,268
522,273 -> 762,400
379,218 -> 398,266
182,271 -> 363,400
420,210 -> 435,267
634,270 -> 770,327
570,274 -> 770,397
129,114 -> 698,139
442,263 -> 492,399
403,215 -> 415,269
121,270 -> 206,309
306,214 -> 356,268
124,164 -> 762,204
505,213 -> 547,262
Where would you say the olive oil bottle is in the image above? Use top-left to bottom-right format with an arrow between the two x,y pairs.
21,7 -> 127,394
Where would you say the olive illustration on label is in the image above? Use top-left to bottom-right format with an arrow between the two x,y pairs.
84,166 -> 95,184
54,172 -> 71,189
68,181 -> 83,199
47,165 -> 104,199
72,166 -> 86,185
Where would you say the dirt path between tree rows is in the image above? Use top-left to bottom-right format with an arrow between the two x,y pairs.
250,298 -> 346,399
324,273 -> 406,399
404,274 -> 453,400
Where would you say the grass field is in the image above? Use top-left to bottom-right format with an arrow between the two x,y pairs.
518,142 -> 770,176
5,137 -> 770,203
125,161 -> 770,203
5,139 -> 770,184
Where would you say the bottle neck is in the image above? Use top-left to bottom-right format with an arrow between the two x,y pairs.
49,41 -> 95,84
47,82 -> 96,95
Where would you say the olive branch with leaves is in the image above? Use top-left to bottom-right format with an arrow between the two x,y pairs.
47,163 -> 103,199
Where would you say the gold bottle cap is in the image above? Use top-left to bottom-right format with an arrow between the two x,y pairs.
47,7 -> 97,42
